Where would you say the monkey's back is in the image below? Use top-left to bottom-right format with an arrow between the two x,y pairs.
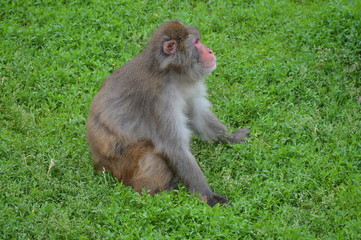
88,51 -> 168,145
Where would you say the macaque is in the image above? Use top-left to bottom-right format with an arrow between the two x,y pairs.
87,21 -> 249,206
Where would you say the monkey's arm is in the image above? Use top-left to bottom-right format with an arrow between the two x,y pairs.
155,129 -> 229,206
152,99 -> 228,205
152,106 -> 212,195
189,96 -> 249,144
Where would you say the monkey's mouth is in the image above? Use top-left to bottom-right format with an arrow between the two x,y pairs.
203,63 -> 216,69
202,56 -> 217,69
202,62 -> 217,73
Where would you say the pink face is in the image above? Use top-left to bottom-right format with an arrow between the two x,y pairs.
194,39 -> 216,69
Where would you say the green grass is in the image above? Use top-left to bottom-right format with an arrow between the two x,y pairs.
1,0 -> 360,239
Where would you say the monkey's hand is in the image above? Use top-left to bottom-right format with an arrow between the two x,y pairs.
202,193 -> 230,207
228,127 -> 250,144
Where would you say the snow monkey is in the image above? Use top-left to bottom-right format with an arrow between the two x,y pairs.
87,21 -> 250,206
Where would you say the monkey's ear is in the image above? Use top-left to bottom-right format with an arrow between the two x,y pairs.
163,40 -> 177,55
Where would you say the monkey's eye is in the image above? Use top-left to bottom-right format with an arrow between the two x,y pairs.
194,38 -> 200,44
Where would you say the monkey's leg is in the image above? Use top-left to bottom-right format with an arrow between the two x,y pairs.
91,149 -> 126,182
128,151 -> 175,195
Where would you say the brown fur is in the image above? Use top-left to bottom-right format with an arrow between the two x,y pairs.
87,121 -> 174,194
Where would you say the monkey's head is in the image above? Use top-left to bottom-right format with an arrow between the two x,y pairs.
149,21 -> 217,75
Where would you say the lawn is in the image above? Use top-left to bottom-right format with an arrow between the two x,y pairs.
1,0 -> 360,239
